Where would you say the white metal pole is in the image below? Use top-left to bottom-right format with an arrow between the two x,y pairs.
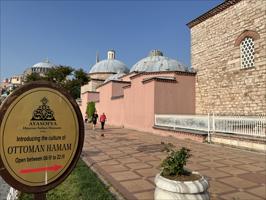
213,113 -> 215,135
208,113 -> 210,143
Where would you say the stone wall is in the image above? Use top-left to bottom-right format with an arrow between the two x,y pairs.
191,0 -> 266,115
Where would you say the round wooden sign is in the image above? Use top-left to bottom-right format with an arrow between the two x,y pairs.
0,81 -> 84,193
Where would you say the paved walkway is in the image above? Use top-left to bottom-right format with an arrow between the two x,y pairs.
0,177 -> 10,200
81,125 -> 266,200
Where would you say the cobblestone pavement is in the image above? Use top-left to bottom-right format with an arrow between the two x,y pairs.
0,177 -> 10,200
81,125 -> 266,200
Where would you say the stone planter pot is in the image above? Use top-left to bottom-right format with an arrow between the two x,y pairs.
154,172 -> 209,200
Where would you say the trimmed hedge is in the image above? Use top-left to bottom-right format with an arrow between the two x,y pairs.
86,102 -> 95,120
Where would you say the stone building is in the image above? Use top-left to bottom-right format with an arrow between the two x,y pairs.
187,0 -> 266,115
9,75 -> 23,85
23,59 -> 55,78
81,50 -> 129,93
92,50 -> 195,133
80,50 -> 129,118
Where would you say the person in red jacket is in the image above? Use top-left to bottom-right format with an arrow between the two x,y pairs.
100,112 -> 107,131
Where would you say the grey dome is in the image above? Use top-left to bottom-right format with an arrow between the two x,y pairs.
89,59 -> 129,74
32,59 -> 55,68
23,59 -> 55,76
130,50 -> 188,72
104,72 -> 126,83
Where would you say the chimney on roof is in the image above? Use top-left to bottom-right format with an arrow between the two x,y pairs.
149,49 -> 163,57
107,50 -> 115,60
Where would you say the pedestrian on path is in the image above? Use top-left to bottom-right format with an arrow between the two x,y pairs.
100,113 -> 107,136
84,113 -> 88,123
92,111 -> 98,130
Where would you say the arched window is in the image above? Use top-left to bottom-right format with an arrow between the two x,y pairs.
235,30 -> 260,69
240,37 -> 255,69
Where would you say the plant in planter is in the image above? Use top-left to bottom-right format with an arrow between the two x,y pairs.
154,145 -> 209,200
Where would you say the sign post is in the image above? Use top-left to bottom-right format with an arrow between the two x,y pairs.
0,81 -> 84,199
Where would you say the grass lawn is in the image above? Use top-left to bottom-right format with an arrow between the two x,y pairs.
19,159 -> 116,200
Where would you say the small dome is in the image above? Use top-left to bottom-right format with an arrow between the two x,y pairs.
103,72 -> 126,83
130,50 -> 188,72
89,59 -> 129,74
32,59 -> 55,68
89,50 -> 129,74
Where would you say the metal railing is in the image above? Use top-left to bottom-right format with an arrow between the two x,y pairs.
213,115 -> 265,137
155,114 -> 266,138
155,114 -> 209,132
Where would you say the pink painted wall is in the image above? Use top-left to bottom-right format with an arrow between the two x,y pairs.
112,82 -> 129,97
80,92 -> 99,119
96,83 -> 112,116
93,72 -> 195,133
96,82 -> 125,127
155,75 -> 195,114
105,97 -> 124,126
123,75 -> 155,132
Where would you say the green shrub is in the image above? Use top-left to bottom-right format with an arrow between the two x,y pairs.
161,146 -> 191,177
86,102 -> 95,119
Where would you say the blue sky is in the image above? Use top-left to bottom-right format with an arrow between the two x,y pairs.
0,0 -> 223,80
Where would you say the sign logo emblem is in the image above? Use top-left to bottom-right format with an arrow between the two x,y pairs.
32,97 -> 55,121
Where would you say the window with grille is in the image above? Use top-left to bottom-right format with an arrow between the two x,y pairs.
240,37 -> 255,69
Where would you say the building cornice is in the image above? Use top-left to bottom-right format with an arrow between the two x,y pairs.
89,72 -> 116,75
112,80 -> 131,84
81,91 -> 99,95
187,0 -> 243,28
130,71 -> 195,80
123,84 -> 131,89
91,78 -> 105,82
96,80 -> 131,89
111,95 -> 124,100
88,91 -> 99,93
142,77 -> 177,84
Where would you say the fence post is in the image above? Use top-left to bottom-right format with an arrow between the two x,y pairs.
207,113 -> 210,143
212,113 -> 215,135
174,117 -> 176,131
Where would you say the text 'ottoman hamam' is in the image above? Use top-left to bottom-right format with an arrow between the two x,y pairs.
154,145 -> 209,200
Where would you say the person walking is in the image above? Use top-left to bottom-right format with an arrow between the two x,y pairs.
92,111 -> 98,130
84,113 -> 88,123
100,113 -> 107,136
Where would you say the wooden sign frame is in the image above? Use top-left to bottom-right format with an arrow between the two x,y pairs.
0,81 -> 84,193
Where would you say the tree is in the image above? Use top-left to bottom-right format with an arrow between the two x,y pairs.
74,69 -> 89,86
64,68 -> 90,99
61,68 -> 89,99
24,66 -> 90,99
64,79 -> 81,99
86,102 -> 95,120
46,66 -> 74,84
25,72 -> 44,82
